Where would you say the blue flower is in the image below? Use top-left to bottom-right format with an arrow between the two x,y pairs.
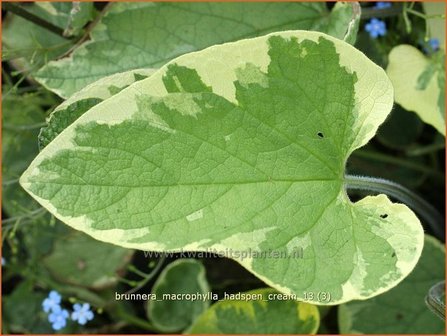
48,306 -> 69,331
374,2 -> 392,10
1,258 -> 5,266
429,38 -> 440,51
71,303 -> 94,325
42,290 -> 62,313
365,18 -> 387,38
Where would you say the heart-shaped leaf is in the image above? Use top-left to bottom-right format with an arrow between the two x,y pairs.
188,288 -> 320,334
148,259 -> 210,333
387,45 -> 445,136
43,231 -> 133,289
20,31 -> 424,304
34,2 -> 360,98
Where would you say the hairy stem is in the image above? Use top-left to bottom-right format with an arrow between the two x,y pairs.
406,142 -> 445,156
426,281 -> 446,321
125,255 -> 166,295
3,122 -> 47,131
351,149 -> 444,182
406,8 -> 446,20
2,207 -> 47,225
345,174 -> 444,238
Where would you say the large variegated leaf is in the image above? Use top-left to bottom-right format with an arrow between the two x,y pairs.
387,45 -> 445,136
43,231 -> 133,289
188,288 -> 320,334
34,2 -> 360,98
20,31 -> 424,304
148,259 -> 210,332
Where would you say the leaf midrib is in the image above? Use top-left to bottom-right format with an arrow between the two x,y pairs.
35,177 -> 342,188
36,5 -> 328,81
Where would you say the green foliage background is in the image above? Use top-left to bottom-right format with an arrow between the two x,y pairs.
2,2 -> 445,334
